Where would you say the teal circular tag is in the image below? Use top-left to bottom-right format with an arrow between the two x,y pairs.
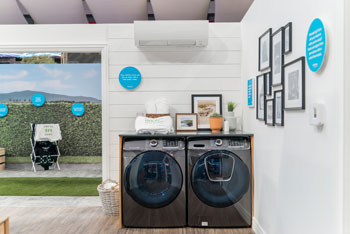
0,104 -> 8,118
119,66 -> 142,90
72,103 -> 85,116
306,18 -> 326,72
32,93 -> 45,107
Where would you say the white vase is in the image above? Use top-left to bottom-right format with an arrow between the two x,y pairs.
225,112 -> 236,131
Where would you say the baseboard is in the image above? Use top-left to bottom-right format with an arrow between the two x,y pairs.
253,217 -> 267,234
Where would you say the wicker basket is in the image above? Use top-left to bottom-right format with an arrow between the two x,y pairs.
146,114 -> 170,118
97,179 -> 119,216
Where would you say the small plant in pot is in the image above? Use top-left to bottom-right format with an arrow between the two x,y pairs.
227,101 -> 237,117
209,113 -> 223,133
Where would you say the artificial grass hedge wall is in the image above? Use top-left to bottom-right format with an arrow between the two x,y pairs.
0,102 -> 102,157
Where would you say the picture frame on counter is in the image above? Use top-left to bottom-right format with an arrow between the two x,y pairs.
283,57 -> 305,110
265,99 -> 275,126
272,27 -> 284,86
258,28 -> 272,71
256,74 -> 265,121
264,72 -> 272,96
284,22 -> 293,54
192,94 -> 222,130
274,90 -> 284,126
175,113 -> 198,132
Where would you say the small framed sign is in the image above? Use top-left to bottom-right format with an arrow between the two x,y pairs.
247,78 -> 254,108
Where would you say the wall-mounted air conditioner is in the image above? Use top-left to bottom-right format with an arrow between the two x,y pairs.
134,20 -> 208,47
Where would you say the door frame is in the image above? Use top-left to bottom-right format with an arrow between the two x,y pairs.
0,44 -> 110,180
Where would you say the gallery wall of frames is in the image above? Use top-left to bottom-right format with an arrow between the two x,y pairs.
256,22 -> 305,126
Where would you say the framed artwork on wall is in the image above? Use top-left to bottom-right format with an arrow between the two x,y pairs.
258,28 -> 272,71
283,57 -> 305,110
272,27 -> 284,86
284,22 -> 293,54
192,94 -> 222,130
265,99 -> 274,126
264,72 -> 272,96
274,90 -> 284,126
175,113 -> 198,132
256,74 -> 265,120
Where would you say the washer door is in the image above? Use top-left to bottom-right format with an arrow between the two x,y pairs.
191,150 -> 250,208
124,151 -> 183,209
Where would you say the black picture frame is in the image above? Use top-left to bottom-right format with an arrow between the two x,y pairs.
283,57 -> 305,110
191,94 -> 222,131
256,74 -> 265,121
258,28 -> 272,72
264,71 -> 272,96
284,22 -> 293,54
271,27 -> 284,86
274,90 -> 284,126
265,99 -> 275,126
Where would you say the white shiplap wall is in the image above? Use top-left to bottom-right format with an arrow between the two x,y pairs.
107,23 -> 242,180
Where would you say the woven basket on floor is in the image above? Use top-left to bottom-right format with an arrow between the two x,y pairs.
97,179 -> 119,216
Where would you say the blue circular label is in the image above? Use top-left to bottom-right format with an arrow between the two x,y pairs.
306,18 -> 326,72
0,104 -> 8,118
32,93 -> 46,107
72,103 -> 85,116
119,66 -> 142,90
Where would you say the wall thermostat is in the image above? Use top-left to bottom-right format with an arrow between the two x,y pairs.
309,102 -> 326,127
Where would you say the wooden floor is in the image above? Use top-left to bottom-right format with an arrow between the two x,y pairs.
0,207 -> 254,234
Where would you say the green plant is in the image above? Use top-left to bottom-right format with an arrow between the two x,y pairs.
210,113 -> 222,118
227,101 -> 237,112
0,102 -> 102,157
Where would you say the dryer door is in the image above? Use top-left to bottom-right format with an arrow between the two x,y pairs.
124,151 -> 183,209
191,150 -> 250,208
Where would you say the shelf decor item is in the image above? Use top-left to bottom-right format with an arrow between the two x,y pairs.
226,101 -> 237,130
265,99 -> 275,126
274,90 -> 284,126
192,94 -> 222,130
175,113 -> 198,132
209,113 -> 223,133
284,22 -> 292,54
259,28 -> 272,71
256,74 -> 265,120
272,27 -> 284,86
283,57 -> 305,110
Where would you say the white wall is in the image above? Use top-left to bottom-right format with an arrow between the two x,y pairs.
0,23 -> 243,182
241,1 -> 344,234
107,23 -> 242,180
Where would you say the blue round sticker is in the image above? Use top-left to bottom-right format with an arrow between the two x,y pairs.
32,93 -> 45,107
306,18 -> 326,72
72,103 -> 85,117
119,66 -> 142,90
0,104 -> 8,118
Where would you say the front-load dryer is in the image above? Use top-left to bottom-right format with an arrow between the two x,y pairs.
187,136 -> 252,227
122,137 -> 186,227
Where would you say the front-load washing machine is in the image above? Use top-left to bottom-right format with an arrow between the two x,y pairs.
187,136 -> 252,227
122,137 -> 186,227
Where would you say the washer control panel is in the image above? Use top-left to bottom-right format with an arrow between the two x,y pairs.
209,138 -> 250,150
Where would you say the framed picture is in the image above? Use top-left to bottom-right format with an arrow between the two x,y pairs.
175,113 -> 198,131
283,57 -> 305,110
284,22 -> 292,54
264,72 -> 272,96
259,28 -> 272,71
256,74 -> 265,120
272,27 -> 284,86
274,90 -> 284,126
265,99 -> 275,126
192,94 -> 222,130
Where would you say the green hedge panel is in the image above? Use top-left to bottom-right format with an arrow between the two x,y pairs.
0,102 -> 102,157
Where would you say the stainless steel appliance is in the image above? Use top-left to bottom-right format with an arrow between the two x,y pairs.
122,137 -> 186,227
187,136 -> 252,227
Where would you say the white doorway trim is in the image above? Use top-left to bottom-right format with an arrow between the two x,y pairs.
0,44 -> 110,181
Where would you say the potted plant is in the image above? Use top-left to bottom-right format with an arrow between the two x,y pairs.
226,101 -> 237,130
209,113 -> 223,133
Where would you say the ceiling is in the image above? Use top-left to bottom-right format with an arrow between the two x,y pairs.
0,0 -> 254,24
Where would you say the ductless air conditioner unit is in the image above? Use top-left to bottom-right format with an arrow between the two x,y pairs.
134,20 -> 208,47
